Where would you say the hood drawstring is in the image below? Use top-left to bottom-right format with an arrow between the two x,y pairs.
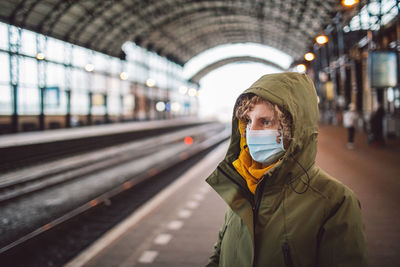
288,154 -> 310,194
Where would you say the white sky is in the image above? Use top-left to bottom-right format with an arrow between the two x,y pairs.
197,63 -> 283,121
184,43 -> 293,122
183,43 -> 292,78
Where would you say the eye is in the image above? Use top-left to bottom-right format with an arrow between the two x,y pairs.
262,120 -> 271,126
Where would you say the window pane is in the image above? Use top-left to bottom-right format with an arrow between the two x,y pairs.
71,68 -> 88,91
123,94 -> 134,115
93,52 -> 108,72
0,84 -> 12,114
20,57 -> 37,86
109,77 -> 120,94
71,91 -> 89,114
45,89 -> 67,115
108,94 -> 120,115
20,30 -> 36,57
72,46 -> 88,67
111,58 -> 121,75
93,73 -> 106,92
92,93 -> 105,115
0,52 -> 9,83
121,80 -> 129,94
47,63 -> 65,88
0,22 -> 7,50
18,85 -> 40,115
47,37 -> 64,63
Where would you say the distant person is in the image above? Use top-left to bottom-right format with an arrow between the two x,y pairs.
206,73 -> 367,267
370,105 -> 385,146
343,103 -> 358,149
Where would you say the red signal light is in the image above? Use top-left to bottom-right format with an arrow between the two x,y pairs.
184,136 -> 193,146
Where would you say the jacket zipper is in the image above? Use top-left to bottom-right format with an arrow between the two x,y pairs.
217,165 -> 268,267
253,176 -> 266,227
282,242 -> 294,267
252,175 -> 267,267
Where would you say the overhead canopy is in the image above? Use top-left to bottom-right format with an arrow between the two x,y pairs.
0,0 -> 349,65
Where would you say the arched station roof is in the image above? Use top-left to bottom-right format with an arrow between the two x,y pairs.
0,0 -> 348,65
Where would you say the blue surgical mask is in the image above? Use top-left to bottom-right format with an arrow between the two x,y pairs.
246,128 -> 285,165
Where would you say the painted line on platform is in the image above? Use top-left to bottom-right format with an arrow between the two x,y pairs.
193,193 -> 205,201
199,186 -> 211,194
186,200 -> 200,209
178,209 -> 192,219
167,220 -> 184,230
154,233 -> 172,245
65,141 -> 229,267
138,250 -> 159,263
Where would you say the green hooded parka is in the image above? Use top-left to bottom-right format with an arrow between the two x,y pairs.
206,73 -> 368,267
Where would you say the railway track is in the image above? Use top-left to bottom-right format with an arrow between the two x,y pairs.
0,122 -> 230,265
0,119 -> 208,173
0,123 -> 224,203
0,142 -> 225,267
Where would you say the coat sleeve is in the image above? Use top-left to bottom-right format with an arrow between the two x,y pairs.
206,211 -> 229,267
317,191 -> 368,267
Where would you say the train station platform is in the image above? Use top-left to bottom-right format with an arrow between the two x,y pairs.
66,139 -> 229,267
65,125 -> 399,267
0,117 -> 204,148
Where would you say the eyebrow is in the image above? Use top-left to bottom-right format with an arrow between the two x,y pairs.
258,116 -> 273,121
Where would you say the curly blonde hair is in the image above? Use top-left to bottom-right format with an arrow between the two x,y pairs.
235,94 -> 292,146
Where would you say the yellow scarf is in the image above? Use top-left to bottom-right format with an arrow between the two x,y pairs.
232,120 -> 278,194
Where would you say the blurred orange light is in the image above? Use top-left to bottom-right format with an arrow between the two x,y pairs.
315,35 -> 328,45
296,64 -> 306,73
342,0 -> 359,7
304,52 -> 315,61
184,136 -> 193,146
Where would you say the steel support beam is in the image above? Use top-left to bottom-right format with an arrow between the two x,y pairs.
36,34 -> 47,131
8,25 -> 21,133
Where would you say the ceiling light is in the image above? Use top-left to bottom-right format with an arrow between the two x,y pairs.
315,35 -> 328,45
304,52 -> 315,61
296,64 -> 306,73
36,53 -> 45,60
120,72 -> 128,80
146,78 -> 156,87
85,64 -> 94,72
342,0 -> 359,7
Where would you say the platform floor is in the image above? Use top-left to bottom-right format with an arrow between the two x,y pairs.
66,125 -> 400,267
316,125 -> 400,267
66,141 -> 228,267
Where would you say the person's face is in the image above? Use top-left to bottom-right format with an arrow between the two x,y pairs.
246,103 -> 279,131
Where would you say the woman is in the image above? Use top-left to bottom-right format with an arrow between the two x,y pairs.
343,103 -> 358,149
206,73 -> 367,267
